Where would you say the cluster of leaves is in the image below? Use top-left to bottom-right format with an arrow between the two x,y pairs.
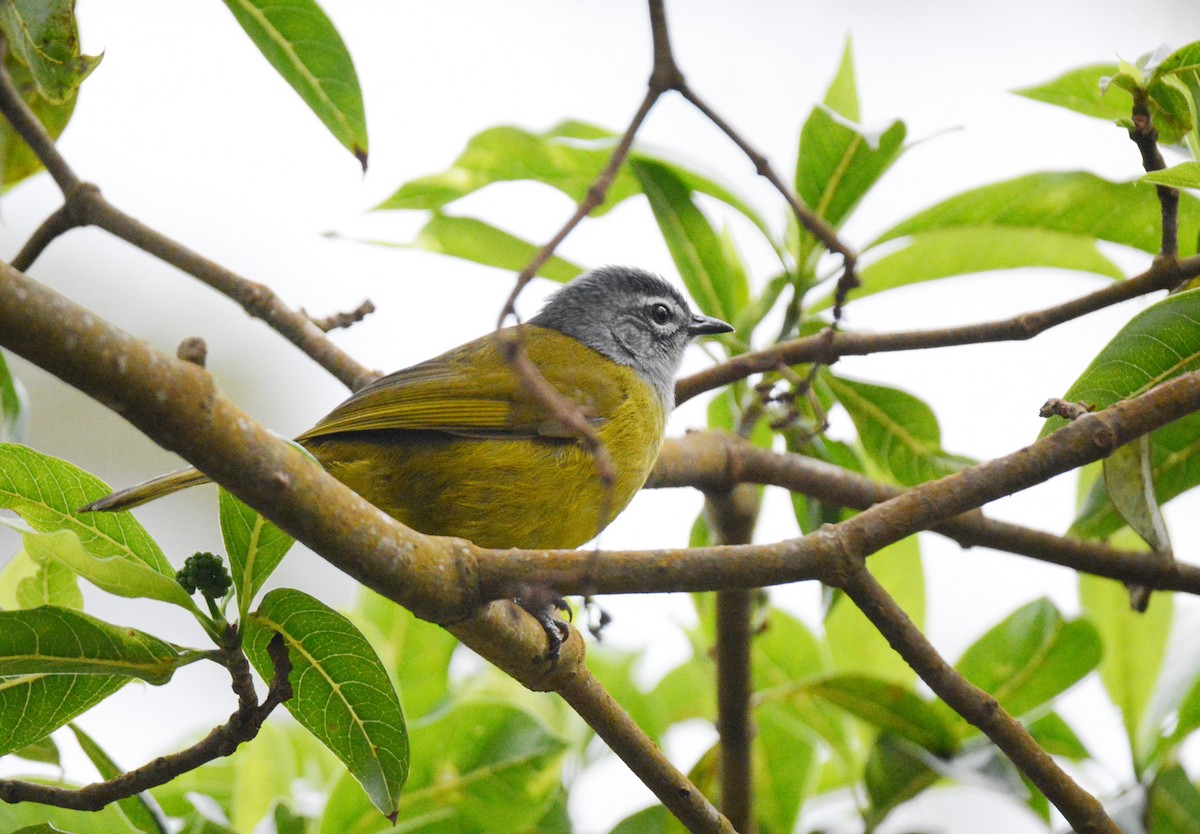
0,444 -> 410,832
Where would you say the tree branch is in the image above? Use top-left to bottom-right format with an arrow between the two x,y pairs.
0,632 -> 292,810
0,57 -> 377,393
676,254 -> 1197,404
837,563 -> 1119,834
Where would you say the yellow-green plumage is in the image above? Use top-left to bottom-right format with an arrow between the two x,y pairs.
296,325 -> 666,549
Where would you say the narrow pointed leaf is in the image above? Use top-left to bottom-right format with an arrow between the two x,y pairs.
805,674 -> 957,756
796,42 -> 905,237
873,171 -> 1200,257
71,723 -> 170,834
826,374 -> 973,486
11,734 -> 59,765
631,158 -> 741,323
220,0 -> 368,167
219,487 -> 295,620
1014,63 -> 1129,122
404,215 -> 584,283
1104,434 -> 1172,554
955,598 -> 1101,720
245,588 -> 408,819
0,606 -> 193,684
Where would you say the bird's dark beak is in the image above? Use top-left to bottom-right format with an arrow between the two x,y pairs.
688,313 -> 734,337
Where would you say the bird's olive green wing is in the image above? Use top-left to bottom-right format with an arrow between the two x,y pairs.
296,326 -> 628,443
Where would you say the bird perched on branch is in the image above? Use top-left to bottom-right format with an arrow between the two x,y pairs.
84,265 -> 733,651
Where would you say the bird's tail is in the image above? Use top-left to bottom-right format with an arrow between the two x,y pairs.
80,467 -> 212,513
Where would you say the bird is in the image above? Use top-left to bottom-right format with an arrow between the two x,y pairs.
83,266 -> 732,648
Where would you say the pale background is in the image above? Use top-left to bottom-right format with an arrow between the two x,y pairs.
3,1 -> 1200,831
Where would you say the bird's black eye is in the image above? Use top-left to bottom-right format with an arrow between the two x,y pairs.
649,302 -> 672,325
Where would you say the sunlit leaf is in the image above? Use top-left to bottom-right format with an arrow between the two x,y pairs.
219,0 -> 368,166
955,598 -> 1101,720
873,171 -> 1200,258
402,214 -> 584,283
219,487 -> 295,620
1013,63 -> 1128,122
826,374 -> 973,486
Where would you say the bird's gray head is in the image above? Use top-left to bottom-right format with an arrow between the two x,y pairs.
529,266 -> 733,406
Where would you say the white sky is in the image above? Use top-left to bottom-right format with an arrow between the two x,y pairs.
3,1 -> 1200,832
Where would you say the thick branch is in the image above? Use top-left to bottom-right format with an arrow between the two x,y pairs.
676,254 -> 1197,404
647,432 -> 1200,593
0,633 -> 291,810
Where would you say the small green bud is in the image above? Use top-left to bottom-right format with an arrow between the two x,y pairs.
176,551 -> 232,599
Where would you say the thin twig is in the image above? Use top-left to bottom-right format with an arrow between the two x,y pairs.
1128,101 -> 1178,258
676,254 -> 1198,404
11,203 -> 77,271
304,299 -> 377,332
0,633 -> 292,810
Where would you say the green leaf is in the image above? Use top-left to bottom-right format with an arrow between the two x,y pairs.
610,805 -> 668,834
1043,289 -> 1200,437
71,723 -> 170,834
1104,434 -> 1172,594
0,351 -> 28,442
0,800 -> 137,834
954,598 -> 1102,720
826,374 -> 973,486
873,171 -> 1200,258
11,733 -> 59,765
825,535 -> 924,686
245,588 -> 408,819
1144,162 -> 1200,190
318,700 -> 568,834
1073,411 -> 1200,539
219,0 -> 368,167
0,673 -> 127,756
1,56 -> 79,188
403,214 -> 584,283
1026,712 -> 1090,760
16,526 -> 197,613
588,646 -> 669,743
375,122 -> 643,214
1148,762 -> 1200,834
631,158 -> 739,323
354,588 -> 457,721
1080,571 -> 1173,772
0,445 -> 194,611
15,548 -> 83,610
839,226 -> 1124,308
795,40 -> 906,250
863,733 -> 939,827
804,674 -> 957,756
219,487 -> 295,620
0,0 -> 99,102
1152,42 -> 1200,151
1014,63 -> 1129,122
0,605 -> 195,684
